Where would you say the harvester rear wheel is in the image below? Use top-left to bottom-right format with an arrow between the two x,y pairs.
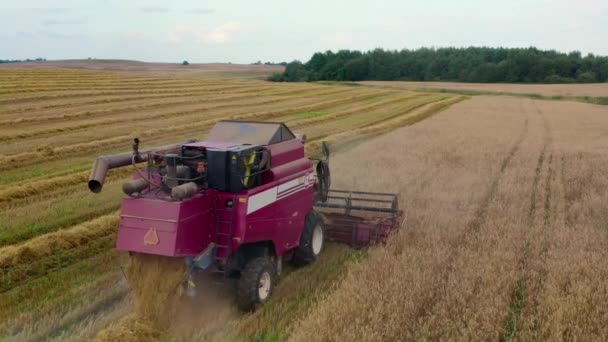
293,211 -> 325,266
237,257 -> 276,311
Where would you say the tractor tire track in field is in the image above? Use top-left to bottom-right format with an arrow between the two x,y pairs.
404,105 -> 530,333
500,101 -> 553,341
466,113 -> 529,233
525,151 -> 554,340
0,90 -> 390,170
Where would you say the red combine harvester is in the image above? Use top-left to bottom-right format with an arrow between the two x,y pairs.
88,121 -> 402,310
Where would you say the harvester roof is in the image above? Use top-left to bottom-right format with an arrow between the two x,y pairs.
205,121 -> 296,146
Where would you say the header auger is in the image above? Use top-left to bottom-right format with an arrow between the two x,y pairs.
88,120 -> 403,310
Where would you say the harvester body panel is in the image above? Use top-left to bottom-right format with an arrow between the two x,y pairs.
117,194 -> 214,257
115,122 -> 314,259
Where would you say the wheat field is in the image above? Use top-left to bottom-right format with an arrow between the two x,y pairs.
2,65 -> 607,341
291,96 -> 608,341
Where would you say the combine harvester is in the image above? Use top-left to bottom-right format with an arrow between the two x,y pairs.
88,121 -> 402,310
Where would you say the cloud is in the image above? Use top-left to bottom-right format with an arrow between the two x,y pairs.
205,22 -> 241,43
40,31 -> 84,39
186,8 -> 215,15
124,31 -> 147,41
140,7 -> 170,13
31,8 -> 69,14
43,19 -> 84,26
166,22 -> 241,44
16,30 -> 84,39
320,32 -> 353,45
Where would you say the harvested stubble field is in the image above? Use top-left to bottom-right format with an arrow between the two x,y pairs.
2,65 -> 608,341
0,59 -> 283,79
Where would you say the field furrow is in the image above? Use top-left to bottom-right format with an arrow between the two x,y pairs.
0,83 -> 280,104
0,84 -> 326,118
0,87 -> 354,140
0,89 -> 389,168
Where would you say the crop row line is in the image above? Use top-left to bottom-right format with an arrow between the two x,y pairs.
0,212 -> 119,269
0,249 -> 122,327
0,83 -> 317,116
0,89 -> 382,170
0,87 -> 354,141
0,82 -> 282,104
0,80 -> 251,94
305,95 -> 466,156
0,78 -> 243,87
290,92 -> 433,129
0,89 -> 315,128
0,88 -> 383,196
0,168 -> 132,205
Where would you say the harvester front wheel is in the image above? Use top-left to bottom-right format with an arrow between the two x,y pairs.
293,211 -> 325,266
237,257 -> 276,311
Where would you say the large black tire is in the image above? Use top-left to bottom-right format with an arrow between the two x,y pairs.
237,257 -> 276,311
293,211 -> 325,266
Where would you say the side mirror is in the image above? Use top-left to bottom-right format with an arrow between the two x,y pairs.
322,141 -> 330,161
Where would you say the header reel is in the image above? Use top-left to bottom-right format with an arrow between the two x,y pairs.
313,142 -> 403,248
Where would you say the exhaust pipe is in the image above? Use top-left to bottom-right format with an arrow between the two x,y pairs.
88,139 -> 184,193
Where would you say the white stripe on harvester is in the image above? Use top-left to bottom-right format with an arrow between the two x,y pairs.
277,177 -> 301,193
277,185 -> 306,200
247,175 -> 311,215
247,187 -> 277,214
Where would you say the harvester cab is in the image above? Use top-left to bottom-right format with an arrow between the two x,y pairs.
88,120 -> 402,310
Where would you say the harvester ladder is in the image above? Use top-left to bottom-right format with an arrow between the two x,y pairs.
214,194 -> 239,264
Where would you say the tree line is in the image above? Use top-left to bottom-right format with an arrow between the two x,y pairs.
269,47 -> 608,83
0,58 -> 46,64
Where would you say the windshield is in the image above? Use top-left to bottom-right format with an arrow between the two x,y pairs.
206,121 -> 294,145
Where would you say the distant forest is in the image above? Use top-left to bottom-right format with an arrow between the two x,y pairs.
0,58 -> 46,63
269,47 -> 608,83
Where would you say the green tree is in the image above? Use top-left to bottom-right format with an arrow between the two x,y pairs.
268,47 -> 608,84
282,61 -> 310,82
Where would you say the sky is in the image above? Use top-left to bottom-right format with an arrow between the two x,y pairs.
1,0 -> 607,64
